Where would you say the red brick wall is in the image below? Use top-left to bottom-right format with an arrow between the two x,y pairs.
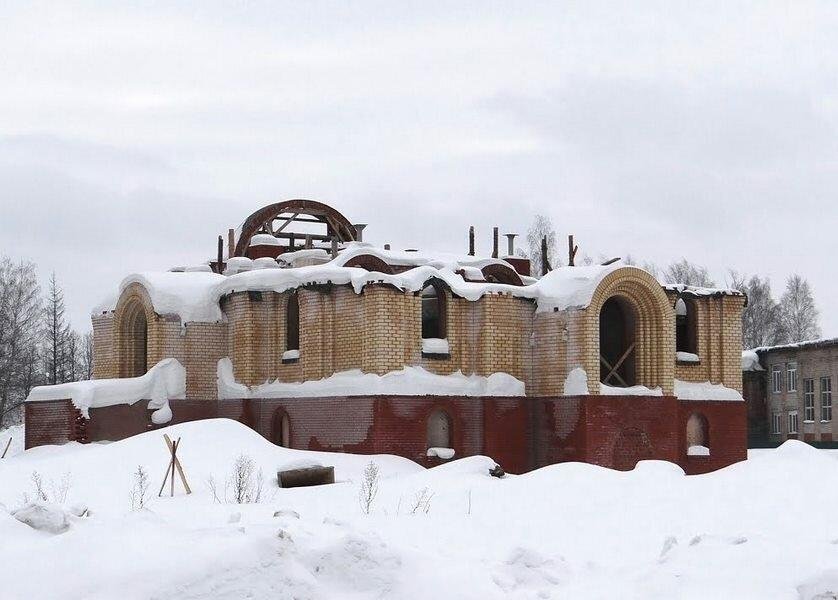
678,400 -> 747,475
24,400 -> 77,448
26,395 -> 747,475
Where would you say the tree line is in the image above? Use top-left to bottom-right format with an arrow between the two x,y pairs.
526,215 -> 822,350
0,256 -> 92,428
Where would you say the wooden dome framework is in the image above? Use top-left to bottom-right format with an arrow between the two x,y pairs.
234,199 -> 357,257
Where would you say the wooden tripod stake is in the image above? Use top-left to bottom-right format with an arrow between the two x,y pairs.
158,434 -> 192,497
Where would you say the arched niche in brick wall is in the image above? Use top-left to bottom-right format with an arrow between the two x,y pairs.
114,283 -> 156,378
272,408 -> 291,448
426,409 -> 452,448
586,267 -> 675,394
686,412 -> 710,452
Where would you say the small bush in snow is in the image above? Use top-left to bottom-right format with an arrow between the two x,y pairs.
358,461 -> 379,515
130,466 -> 150,511
207,454 -> 264,504
27,470 -> 71,504
410,487 -> 434,515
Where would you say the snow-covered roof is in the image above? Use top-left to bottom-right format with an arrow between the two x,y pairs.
750,338 -> 838,354
741,350 -> 764,372
661,282 -> 745,299
25,358 -> 185,420
92,245 -> 734,326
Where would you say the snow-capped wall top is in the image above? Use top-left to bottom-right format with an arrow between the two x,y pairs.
530,263 -> 624,312
26,358 -> 186,418
741,350 -> 764,372
92,245 -> 726,326
662,282 -> 745,298
749,337 -> 838,354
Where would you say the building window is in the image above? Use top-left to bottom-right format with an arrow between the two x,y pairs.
822,377 -> 833,422
787,363 -> 797,393
421,283 -> 446,340
788,411 -> 799,435
286,292 -> 299,351
426,409 -> 452,449
804,379 -> 815,421
771,413 -> 781,434
771,365 -> 783,394
675,298 -> 697,355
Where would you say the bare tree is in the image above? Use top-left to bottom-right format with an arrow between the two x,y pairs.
44,273 -> 71,385
0,257 -> 43,427
526,214 -> 559,276
780,274 -> 821,343
663,259 -> 715,287
728,272 -> 786,348
80,331 -> 94,380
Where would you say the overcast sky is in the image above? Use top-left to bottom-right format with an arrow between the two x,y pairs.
1,1 -> 836,336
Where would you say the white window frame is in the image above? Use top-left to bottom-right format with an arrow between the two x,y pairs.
803,378 -> 815,422
772,365 -> 783,394
788,411 -> 799,435
771,413 -> 781,434
822,377 -> 833,423
787,363 -> 797,393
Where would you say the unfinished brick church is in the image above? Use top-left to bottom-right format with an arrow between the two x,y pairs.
25,199 -> 748,474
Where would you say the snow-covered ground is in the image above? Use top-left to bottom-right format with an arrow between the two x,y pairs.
2,419 -> 838,599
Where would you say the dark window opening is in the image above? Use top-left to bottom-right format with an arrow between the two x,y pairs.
421,284 -> 446,339
675,298 -> 697,354
599,296 -> 636,387
286,292 -> 299,351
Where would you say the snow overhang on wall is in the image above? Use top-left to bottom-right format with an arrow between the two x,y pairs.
91,247 -> 745,326
25,358 -> 186,420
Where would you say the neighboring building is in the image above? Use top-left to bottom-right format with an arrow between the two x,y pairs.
743,340 -> 838,445
26,199 -> 748,474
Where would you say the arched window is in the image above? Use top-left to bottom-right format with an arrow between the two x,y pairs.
273,409 -> 291,448
426,410 -> 452,449
286,292 -> 299,351
421,284 -> 446,339
122,300 -> 148,378
686,413 -> 710,456
599,296 -> 637,387
675,298 -> 697,355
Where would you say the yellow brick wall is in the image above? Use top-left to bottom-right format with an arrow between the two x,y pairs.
92,314 -> 117,379
578,267 -> 676,396
99,269 -> 744,400
669,292 -> 746,393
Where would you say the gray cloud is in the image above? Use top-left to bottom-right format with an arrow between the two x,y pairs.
1,2 -> 836,335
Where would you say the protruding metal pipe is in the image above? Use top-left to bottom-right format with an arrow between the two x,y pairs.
217,235 -> 223,273
504,233 -> 518,256
468,226 -> 475,256
228,228 -> 235,258
353,224 -> 367,242
492,227 -> 499,258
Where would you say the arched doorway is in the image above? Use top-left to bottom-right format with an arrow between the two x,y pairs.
272,410 -> 291,448
122,300 -> 148,378
599,296 -> 637,387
